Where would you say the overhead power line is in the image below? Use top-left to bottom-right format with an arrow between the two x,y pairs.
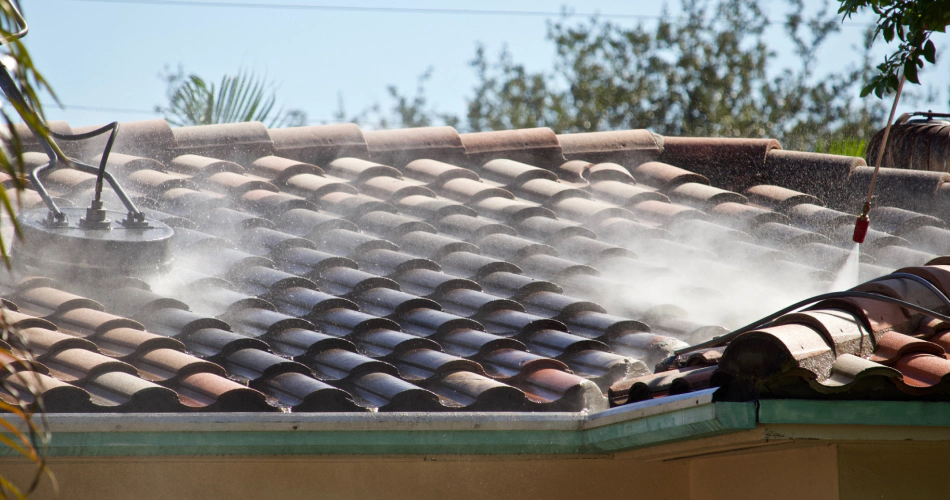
43,102 -> 346,125
43,103 -> 160,115
73,0 -> 875,26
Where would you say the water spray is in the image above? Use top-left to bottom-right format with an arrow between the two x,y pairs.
0,2 -> 173,277
853,74 -> 906,244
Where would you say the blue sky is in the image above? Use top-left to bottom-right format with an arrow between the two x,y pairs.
24,0 -> 950,129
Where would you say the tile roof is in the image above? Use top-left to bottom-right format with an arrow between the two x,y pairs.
2,120 -> 949,414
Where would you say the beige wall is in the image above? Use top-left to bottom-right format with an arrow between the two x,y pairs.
689,444 -> 839,500
2,455 -> 688,500
4,441 -> 949,499
838,442 -> 950,500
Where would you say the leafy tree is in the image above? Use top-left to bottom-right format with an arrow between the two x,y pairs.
360,0 -> 890,153
156,66 -> 307,127
838,0 -> 950,97
339,68 -> 458,129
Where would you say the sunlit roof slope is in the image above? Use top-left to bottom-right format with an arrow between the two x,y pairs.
1,119 -> 949,413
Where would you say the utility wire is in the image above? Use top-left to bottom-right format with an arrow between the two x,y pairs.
42,102 -> 347,125
73,0 -> 876,26
43,103 -> 160,115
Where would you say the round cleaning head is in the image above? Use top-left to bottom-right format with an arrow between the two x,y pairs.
12,207 -> 175,277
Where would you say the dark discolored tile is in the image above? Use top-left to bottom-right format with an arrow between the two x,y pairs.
439,328 -> 525,358
274,247 -> 358,278
438,251 -> 522,280
224,348 -> 312,382
342,371 -> 444,411
355,249 -> 440,277
351,328 -> 440,358
311,266 -> 399,297
138,308 -> 232,338
397,231 -> 480,260
424,371 -> 528,411
270,286 -> 358,318
222,307 -> 315,338
478,271 -> 562,298
436,214 -> 517,242
356,211 -> 436,240
309,307 -> 401,338
353,287 -> 441,317
259,372 -> 365,411
394,308 -> 485,338
182,327 -> 274,359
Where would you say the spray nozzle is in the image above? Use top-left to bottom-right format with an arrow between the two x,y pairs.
853,202 -> 870,244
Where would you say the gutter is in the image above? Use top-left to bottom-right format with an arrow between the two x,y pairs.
5,393 -> 949,457
2,389 -> 756,457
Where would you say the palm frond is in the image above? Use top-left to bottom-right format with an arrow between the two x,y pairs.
160,69 -> 304,127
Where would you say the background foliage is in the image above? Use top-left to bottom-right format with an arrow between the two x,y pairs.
156,66 -> 308,128
344,0 -> 908,154
0,2 -> 54,498
838,0 -> 950,97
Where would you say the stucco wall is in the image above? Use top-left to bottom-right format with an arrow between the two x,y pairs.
838,442 -> 950,500
2,446 -> 838,500
2,455 -> 688,500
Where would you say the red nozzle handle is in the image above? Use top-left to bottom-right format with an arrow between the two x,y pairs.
853,214 -> 869,243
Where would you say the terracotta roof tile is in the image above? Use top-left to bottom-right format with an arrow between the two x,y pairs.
461,128 -> 564,167
557,129 -> 662,164
11,118 -> 950,415
172,122 -> 274,165
267,124 -> 368,165
364,127 -> 464,166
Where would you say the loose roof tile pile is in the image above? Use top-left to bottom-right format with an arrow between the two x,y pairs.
2,120 -> 949,413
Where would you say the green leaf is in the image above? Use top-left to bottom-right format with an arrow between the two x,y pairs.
883,23 -> 894,42
904,59 -> 919,84
160,69 -> 293,127
923,40 -> 936,63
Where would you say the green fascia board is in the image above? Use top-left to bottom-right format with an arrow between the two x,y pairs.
586,402 -> 756,453
0,401 -> 756,457
29,429 -> 589,457
20,398 -> 950,458
759,399 -> 950,427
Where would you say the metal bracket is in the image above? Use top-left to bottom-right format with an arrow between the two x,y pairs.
0,1 -> 146,228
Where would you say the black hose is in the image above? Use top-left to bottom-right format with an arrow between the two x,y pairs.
49,123 -> 119,203
870,272 -> 950,311
673,289 -> 950,356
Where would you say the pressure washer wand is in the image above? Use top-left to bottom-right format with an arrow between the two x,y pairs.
853,74 -> 906,243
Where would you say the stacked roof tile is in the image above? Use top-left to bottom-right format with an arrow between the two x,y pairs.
1,120 -> 949,413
